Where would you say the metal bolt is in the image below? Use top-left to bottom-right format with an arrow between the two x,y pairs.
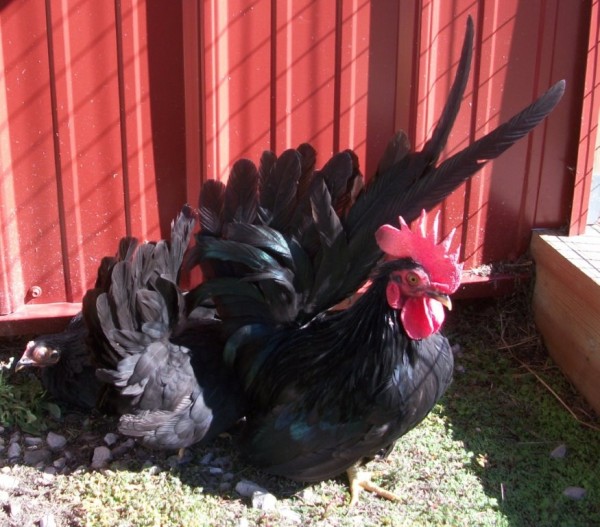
29,285 -> 42,298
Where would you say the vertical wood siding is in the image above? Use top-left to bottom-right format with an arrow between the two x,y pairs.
0,0 -> 596,328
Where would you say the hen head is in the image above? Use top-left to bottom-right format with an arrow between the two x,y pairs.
15,340 -> 61,371
375,210 -> 463,339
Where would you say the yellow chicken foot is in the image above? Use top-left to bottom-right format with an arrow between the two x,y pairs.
346,465 -> 400,507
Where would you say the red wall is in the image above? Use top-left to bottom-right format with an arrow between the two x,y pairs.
0,0 -> 597,333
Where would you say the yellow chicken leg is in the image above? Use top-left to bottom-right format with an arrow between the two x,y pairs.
346,465 -> 400,507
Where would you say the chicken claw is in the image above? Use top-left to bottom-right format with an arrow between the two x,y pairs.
346,465 -> 400,507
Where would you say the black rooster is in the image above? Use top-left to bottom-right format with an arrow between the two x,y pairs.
188,16 -> 564,504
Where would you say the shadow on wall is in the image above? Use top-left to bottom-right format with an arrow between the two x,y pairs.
146,1 -> 187,238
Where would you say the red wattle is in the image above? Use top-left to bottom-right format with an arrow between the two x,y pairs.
400,297 -> 445,339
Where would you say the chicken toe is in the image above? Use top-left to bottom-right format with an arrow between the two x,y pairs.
346,465 -> 400,507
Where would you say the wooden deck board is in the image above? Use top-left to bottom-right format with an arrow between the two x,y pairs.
531,228 -> 600,414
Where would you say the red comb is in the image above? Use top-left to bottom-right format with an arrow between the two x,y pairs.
375,210 -> 463,293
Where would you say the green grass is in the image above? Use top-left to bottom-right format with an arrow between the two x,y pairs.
17,290 -> 600,525
0,364 -> 61,435
62,468 -> 225,527
438,296 -> 600,527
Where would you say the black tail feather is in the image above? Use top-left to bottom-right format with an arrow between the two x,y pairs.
263,149 -> 302,232
199,180 -> 226,236
223,159 -> 259,225
390,78 -> 567,224
190,15 -> 565,328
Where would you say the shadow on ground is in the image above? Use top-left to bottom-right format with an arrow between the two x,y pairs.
440,295 -> 600,526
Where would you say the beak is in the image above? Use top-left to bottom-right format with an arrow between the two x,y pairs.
427,291 -> 452,311
15,358 -> 34,372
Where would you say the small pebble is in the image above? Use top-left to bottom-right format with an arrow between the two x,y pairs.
563,486 -> 586,500
104,433 -> 119,446
46,432 -> 67,450
298,487 -> 317,504
251,490 -> 277,511
236,479 -> 268,498
212,456 -> 231,468
279,507 -> 302,524
145,465 -> 162,476
121,438 -> 135,449
550,444 -> 567,459
7,442 -> 21,460
91,446 -> 112,469
0,474 -> 19,490
40,513 -> 57,527
53,457 -> 67,470
111,438 -> 136,458
24,436 -> 43,447
8,499 -> 21,518
200,453 -> 214,465
23,448 -> 51,467
36,472 -> 56,485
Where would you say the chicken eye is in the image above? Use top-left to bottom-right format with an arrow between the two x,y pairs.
406,271 -> 420,285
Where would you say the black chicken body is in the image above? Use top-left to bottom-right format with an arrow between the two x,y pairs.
87,206 -> 245,451
16,313 -> 99,411
234,258 -> 454,484
14,242 -> 134,411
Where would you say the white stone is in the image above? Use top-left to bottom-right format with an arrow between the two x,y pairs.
0,474 -> 19,490
235,479 -> 268,498
103,433 -> 119,446
279,507 -> 302,524
36,472 -> 56,485
8,499 -> 21,518
251,490 -> 277,511
40,513 -> 57,527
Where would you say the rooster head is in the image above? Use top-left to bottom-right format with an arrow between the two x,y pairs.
15,340 -> 61,371
375,209 -> 463,339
